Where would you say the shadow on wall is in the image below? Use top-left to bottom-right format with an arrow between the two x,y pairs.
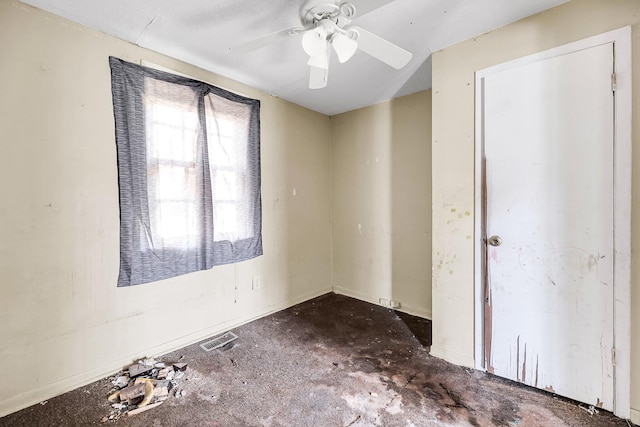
331,55 -> 433,321
277,102 -> 333,304
389,78 -> 433,320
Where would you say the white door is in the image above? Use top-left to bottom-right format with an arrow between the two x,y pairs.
482,43 -> 615,409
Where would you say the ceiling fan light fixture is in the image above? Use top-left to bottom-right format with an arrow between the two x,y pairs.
307,48 -> 329,70
331,32 -> 358,63
302,27 -> 327,57
234,1 -> 414,90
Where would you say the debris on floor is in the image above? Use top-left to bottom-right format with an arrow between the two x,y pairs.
578,404 -> 600,416
2,294 -> 630,427
100,357 -> 189,422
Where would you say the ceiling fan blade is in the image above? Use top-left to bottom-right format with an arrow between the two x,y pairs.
232,27 -> 304,55
309,66 -> 328,89
351,26 -> 412,69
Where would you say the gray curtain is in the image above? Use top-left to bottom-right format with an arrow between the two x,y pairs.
109,57 -> 262,287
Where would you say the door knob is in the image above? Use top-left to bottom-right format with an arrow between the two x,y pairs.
488,235 -> 502,247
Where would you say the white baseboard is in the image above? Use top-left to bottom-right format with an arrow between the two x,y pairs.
398,302 -> 432,320
430,345 -> 476,369
332,285 -> 432,320
0,287 -> 332,418
630,408 -> 640,426
333,285 -> 383,307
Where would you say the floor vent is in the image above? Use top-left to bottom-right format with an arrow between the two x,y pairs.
199,332 -> 238,352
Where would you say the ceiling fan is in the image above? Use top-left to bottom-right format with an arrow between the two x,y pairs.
234,0 -> 413,89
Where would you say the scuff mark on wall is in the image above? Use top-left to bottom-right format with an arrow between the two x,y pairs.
586,253 -> 600,271
435,254 -> 457,276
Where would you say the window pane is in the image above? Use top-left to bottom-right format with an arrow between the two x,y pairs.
144,80 -> 202,250
153,164 -> 195,200
208,135 -> 236,168
151,124 -> 197,162
110,57 -> 262,286
155,201 -> 200,247
205,94 -> 256,244
214,202 -> 236,241
213,170 -> 236,201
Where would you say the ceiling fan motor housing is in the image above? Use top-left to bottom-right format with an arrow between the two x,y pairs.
302,1 -> 356,28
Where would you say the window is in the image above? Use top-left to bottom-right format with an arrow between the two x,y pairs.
110,57 -> 262,287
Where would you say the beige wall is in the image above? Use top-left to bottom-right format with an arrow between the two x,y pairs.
431,0 -> 640,419
0,1 -> 332,416
332,92 -> 432,319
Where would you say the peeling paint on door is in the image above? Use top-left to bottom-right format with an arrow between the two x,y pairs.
481,42 -> 615,410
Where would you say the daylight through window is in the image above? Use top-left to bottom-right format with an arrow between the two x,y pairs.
110,57 -> 262,287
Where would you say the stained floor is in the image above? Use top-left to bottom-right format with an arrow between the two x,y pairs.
0,293 -> 632,426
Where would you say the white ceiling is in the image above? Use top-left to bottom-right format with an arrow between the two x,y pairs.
21,0 -> 567,115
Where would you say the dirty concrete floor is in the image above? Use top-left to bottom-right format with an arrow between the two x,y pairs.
1,293 -> 632,427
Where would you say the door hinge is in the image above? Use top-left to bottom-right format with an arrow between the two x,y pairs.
612,347 -> 617,367
611,73 -> 617,92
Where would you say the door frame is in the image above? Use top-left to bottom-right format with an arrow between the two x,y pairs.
473,26 -> 631,418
